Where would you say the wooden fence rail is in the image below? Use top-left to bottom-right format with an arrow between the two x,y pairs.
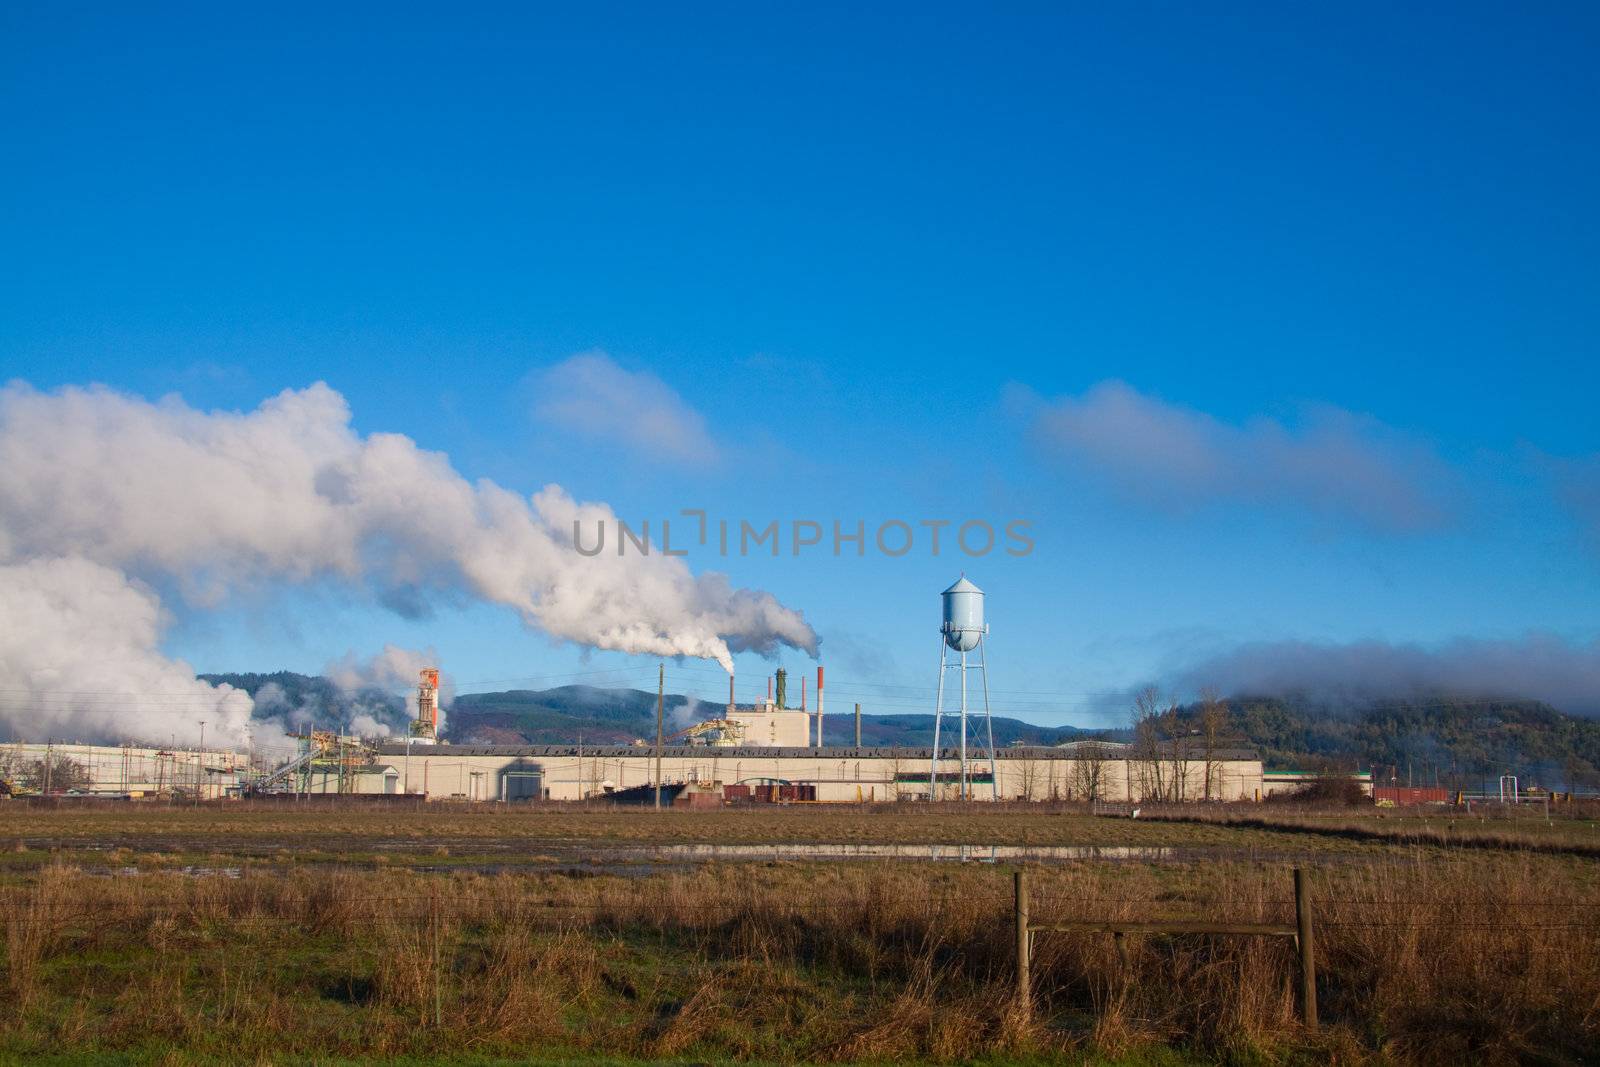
1013,867 -> 1318,1029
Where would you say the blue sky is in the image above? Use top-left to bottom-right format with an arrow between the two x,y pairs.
4,3 -> 1599,725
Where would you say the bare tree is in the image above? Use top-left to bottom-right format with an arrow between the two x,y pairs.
889,747 -> 909,801
1199,688 -> 1227,801
1160,699 -> 1192,802
16,753 -> 91,793
1070,741 -> 1110,803
1131,687 -> 1166,801
1016,750 -> 1041,800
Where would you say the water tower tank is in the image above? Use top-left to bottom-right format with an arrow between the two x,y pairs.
941,577 -> 986,651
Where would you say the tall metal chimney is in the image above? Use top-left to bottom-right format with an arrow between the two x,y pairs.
816,666 -> 825,748
775,668 -> 787,710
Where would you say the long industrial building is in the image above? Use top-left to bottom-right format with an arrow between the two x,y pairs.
0,741 -> 251,797
370,741 -> 1266,802
2,738 -> 1268,803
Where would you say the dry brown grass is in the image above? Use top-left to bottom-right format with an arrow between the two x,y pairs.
2,863 -> 69,1009
0,854 -> 1596,1063
1142,804 -> 1600,858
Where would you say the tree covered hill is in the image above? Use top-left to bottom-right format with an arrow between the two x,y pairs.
446,686 -> 692,745
1173,694 -> 1600,789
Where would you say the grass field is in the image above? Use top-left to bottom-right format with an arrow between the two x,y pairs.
3,802 -> 1599,1064
1140,801 -> 1600,857
7,800 -> 1599,868
0,804 -> 1383,874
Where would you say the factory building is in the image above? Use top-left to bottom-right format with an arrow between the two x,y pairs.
0,741 -> 253,797
715,708 -> 811,747
1262,769 -> 1374,798
372,742 -> 1265,802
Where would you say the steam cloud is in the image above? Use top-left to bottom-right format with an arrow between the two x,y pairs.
1029,381 -> 1457,532
324,644 -> 454,737
1173,633 -> 1600,716
0,381 -> 816,747
240,645 -> 450,755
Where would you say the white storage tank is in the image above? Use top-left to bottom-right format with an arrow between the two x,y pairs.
941,576 -> 986,651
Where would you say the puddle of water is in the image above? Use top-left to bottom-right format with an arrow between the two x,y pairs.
50,840 -> 1369,878
640,843 -> 1174,863
91,865 -> 243,879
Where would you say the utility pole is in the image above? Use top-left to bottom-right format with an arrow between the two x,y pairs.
196,720 -> 206,806
655,663 -> 664,810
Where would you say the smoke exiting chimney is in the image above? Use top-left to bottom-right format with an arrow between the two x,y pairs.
0,381 -> 821,748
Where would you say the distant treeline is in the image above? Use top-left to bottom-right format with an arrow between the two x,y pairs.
1170,694 -> 1600,789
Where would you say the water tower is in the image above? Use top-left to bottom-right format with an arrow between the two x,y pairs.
930,577 -> 998,800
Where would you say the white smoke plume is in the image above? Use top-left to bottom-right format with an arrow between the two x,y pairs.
669,696 -> 708,732
246,684 -> 317,757
0,557 -> 254,746
0,381 -> 817,747
325,644 -> 453,737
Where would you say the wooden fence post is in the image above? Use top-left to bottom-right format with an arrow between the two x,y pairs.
1294,867 -> 1317,1030
1014,868 -> 1031,1019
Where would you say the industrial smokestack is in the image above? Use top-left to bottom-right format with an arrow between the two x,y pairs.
775,668 -> 787,710
801,675 -> 807,712
728,671 -> 735,717
816,665 -> 825,748
412,667 -> 441,741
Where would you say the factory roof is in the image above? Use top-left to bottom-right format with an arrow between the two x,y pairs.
1054,739 -> 1132,753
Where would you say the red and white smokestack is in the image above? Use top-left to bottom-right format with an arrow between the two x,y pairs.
817,665 -> 825,747
801,675 -> 807,712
